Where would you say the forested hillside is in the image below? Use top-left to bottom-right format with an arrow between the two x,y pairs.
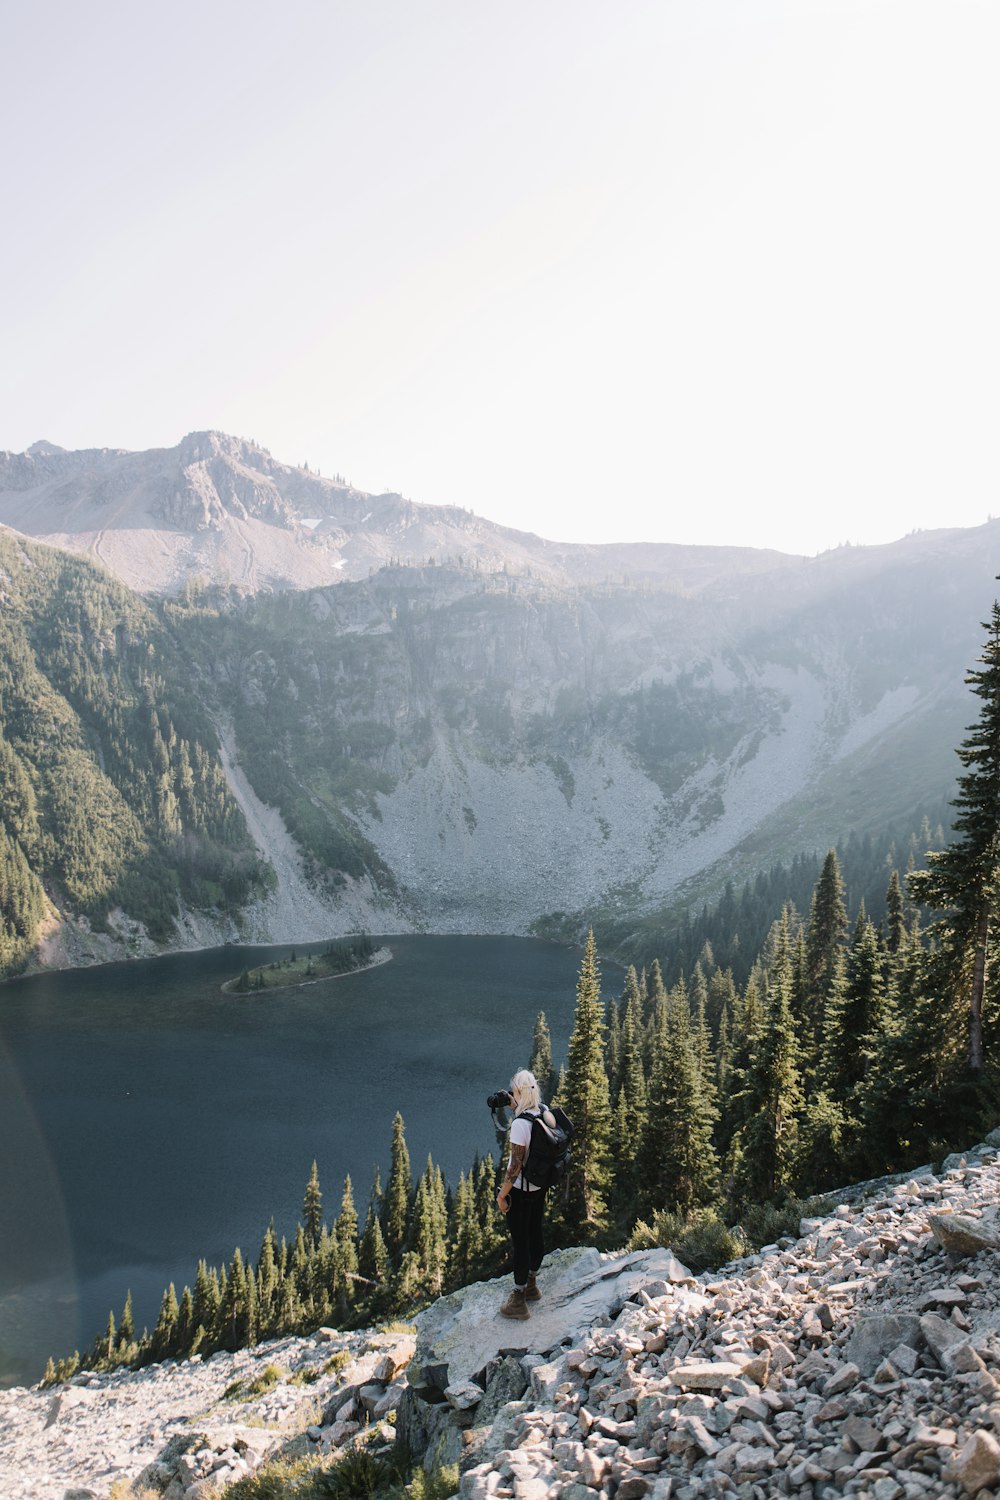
0,514 -> 995,978
170,538 -> 994,942
0,532 -> 269,973
625,799 -> 950,983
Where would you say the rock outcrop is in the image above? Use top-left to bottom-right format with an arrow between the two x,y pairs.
4,1137 -> 1000,1499
404,1138 -> 1000,1500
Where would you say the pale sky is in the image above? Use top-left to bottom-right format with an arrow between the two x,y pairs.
3,0 -> 998,556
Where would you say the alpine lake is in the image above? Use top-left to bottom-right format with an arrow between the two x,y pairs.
0,934 -> 586,1388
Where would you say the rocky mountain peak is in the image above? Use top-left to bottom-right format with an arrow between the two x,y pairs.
24,440 -> 67,457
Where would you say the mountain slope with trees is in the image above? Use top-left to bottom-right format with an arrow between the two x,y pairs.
0,531 -> 269,974
170,532 -> 998,946
0,444 -> 997,973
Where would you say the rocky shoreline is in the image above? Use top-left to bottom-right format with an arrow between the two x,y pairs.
4,1135 -> 1000,1500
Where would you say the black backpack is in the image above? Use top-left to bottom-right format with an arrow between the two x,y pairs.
521,1107 -> 574,1189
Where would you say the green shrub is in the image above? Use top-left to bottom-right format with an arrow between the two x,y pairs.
219,1455 -> 317,1498
323,1350 -> 352,1377
628,1206 -> 745,1271
245,1363 -> 286,1397
225,1363 -> 286,1403
737,1196 -> 830,1251
315,1447 -> 399,1498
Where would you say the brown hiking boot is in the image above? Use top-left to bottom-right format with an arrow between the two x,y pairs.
524,1271 -> 540,1301
499,1287 -> 530,1320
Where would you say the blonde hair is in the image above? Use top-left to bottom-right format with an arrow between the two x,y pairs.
510,1068 -> 542,1116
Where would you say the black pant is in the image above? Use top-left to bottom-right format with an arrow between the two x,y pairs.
508,1186 -> 546,1287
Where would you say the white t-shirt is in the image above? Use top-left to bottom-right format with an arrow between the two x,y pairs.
509,1110 -> 551,1192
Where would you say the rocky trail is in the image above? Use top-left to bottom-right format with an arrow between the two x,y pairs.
5,1134 -> 1000,1500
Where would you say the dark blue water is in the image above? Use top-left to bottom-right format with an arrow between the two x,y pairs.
0,934 -> 587,1386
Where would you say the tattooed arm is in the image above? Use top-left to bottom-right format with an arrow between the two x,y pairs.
497,1141 -> 527,1213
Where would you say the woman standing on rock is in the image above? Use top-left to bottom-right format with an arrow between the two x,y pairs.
495,1068 -> 555,1319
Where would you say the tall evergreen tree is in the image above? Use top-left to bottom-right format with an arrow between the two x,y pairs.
256,1224 -> 279,1334
804,850 -> 848,1049
383,1112 -> 412,1258
119,1290 -> 135,1348
636,989 -> 719,1217
529,1011 -> 556,1100
447,1169 -> 481,1288
730,915 -> 804,1203
335,1176 -> 359,1308
910,597 -> 1000,1073
821,905 -> 884,1102
358,1210 -> 390,1289
302,1160 -> 323,1247
857,925 -> 953,1171
885,868 -> 906,954
151,1283 -> 179,1360
563,930 -> 612,1234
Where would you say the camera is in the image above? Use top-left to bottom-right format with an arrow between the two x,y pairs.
486,1090 -> 513,1111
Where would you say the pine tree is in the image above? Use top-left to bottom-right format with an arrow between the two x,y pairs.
563,930 -> 612,1234
104,1309 -> 117,1363
605,996 -> 622,1093
119,1289 -> 135,1348
303,1160 -> 323,1246
730,915 -> 804,1204
447,1170 -> 481,1288
689,964 -> 719,1118
257,1225 -> 279,1335
636,990 -> 719,1217
529,1011 -> 556,1100
193,1259 -> 219,1337
221,1248 -> 249,1349
336,1176 -> 359,1309
821,905 -> 884,1102
910,597 -> 1000,1073
359,1211 -> 390,1288
410,1157 -> 448,1297
152,1283 -> 179,1359
885,869 -> 906,954
473,1154 -> 505,1266
383,1112 -> 412,1258
804,850 -> 848,1049
177,1286 -> 195,1353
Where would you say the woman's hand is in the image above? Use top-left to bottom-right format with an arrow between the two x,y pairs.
496,1186 -> 511,1214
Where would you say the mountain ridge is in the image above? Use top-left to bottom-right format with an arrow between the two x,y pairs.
0,427 -> 931,597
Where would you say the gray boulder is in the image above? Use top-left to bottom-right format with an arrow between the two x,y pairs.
845,1314 -> 923,1376
927,1212 -> 1000,1256
920,1312 -> 967,1366
473,1354 -> 529,1428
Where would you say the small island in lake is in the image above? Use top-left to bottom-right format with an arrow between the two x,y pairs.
222,934 -> 390,994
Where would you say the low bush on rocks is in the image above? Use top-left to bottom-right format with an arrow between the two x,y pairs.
246,1364 -> 287,1397
314,1447 -> 399,1497
629,1207 -> 744,1269
218,1454 -> 319,1498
